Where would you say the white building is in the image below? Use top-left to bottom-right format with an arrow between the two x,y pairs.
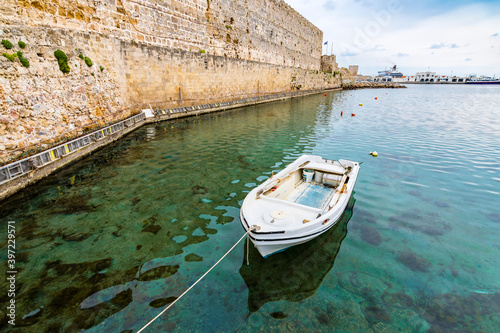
415,71 -> 439,82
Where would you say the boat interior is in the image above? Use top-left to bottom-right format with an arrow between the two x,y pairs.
262,166 -> 350,212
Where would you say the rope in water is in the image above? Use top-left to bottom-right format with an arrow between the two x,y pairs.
137,228 -> 254,333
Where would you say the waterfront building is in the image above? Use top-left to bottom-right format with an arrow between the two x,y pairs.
415,71 -> 438,82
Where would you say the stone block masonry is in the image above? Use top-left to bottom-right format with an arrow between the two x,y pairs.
1,0 -> 339,165
3,0 -> 322,69
0,26 -> 134,164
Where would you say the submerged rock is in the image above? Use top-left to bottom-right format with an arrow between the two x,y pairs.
192,185 -> 208,195
142,225 -> 162,235
360,226 -> 382,246
139,265 -> 179,281
44,258 -> 113,277
382,291 -> 414,309
397,251 -> 431,272
61,232 -> 92,242
149,296 -> 177,308
47,193 -> 96,214
184,253 -> 203,262
424,292 -> 500,332
69,289 -> 133,330
362,304 -> 392,324
317,313 -> 330,324
486,212 -> 500,223
270,311 -> 288,319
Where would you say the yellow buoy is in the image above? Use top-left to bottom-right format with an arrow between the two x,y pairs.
359,103 -> 363,106
370,151 -> 378,157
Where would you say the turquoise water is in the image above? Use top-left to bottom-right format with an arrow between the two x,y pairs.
1,85 -> 499,332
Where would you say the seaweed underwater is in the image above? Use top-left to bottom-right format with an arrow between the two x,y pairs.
336,227 -> 500,333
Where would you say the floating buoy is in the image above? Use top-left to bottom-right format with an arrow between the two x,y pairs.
351,113 -> 356,116
341,111 -> 343,116
324,93 -> 327,96
369,151 -> 378,157
359,103 -> 363,106
375,97 -> 378,100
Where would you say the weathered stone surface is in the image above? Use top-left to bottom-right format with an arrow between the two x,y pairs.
0,0 -> 342,164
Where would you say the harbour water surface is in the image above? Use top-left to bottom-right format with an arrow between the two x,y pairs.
1,85 -> 499,332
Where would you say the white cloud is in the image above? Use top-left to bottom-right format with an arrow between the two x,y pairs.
285,0 -> 500,76
323,0 -> 336,11
429,43 -> 446,49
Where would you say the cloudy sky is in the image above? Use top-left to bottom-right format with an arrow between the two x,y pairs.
285,0 -> 500,77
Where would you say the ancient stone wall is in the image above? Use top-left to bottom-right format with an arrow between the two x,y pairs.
0,26 -> 133,164
0,1 -> 336,164
321,55 -> 338,74
2,0 -> 321,69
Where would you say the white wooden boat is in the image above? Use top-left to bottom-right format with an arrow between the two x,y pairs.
240,155 -> 360,257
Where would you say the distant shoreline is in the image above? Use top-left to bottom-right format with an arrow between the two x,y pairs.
342,82 -> 406,90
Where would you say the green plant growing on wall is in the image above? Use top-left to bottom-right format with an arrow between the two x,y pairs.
100,65 -> 105,71
54,49 -> 70,74
199,49 -> 206,54
2,39 -> 13,49
78,53 -> 84,60
19,55 -> 30,68
84,56 -> 93,67
16,51 -> 30,68
18,41 -> 26,49
2,53 -> 16,62
225,25 -> 233,29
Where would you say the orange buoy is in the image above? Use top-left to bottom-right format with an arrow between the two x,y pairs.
324,93 -> 327,96
375,97 -> 378,100
351,113 -> 356,116
341,111 -> 343,116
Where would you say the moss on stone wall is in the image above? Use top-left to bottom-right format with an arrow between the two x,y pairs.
2,39 -> 13,49
54,49 -> 70,73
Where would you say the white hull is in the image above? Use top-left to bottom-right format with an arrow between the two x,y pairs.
240,155 -> 360,258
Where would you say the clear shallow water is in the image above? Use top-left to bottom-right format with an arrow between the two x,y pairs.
1,85 -> 500,332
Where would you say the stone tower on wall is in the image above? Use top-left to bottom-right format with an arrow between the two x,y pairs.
349,65 -> 359,75
321,55 -> 338,73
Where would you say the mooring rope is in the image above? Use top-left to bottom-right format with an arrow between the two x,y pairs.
137,228 -> 254,333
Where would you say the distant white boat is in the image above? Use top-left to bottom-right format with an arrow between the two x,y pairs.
240,155 -> 360,257
465,77 -> 500,84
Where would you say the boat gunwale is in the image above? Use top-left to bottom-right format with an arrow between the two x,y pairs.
240,155 -> 360,257
241,156 -> 359,234
242,189 -> 354,241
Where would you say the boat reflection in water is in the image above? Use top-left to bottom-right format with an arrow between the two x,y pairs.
239,196 -> 356,313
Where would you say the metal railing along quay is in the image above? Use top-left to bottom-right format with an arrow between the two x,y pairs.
0,88 -> 328,187
0,112 -> 146,185
152,90 -> 321,116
